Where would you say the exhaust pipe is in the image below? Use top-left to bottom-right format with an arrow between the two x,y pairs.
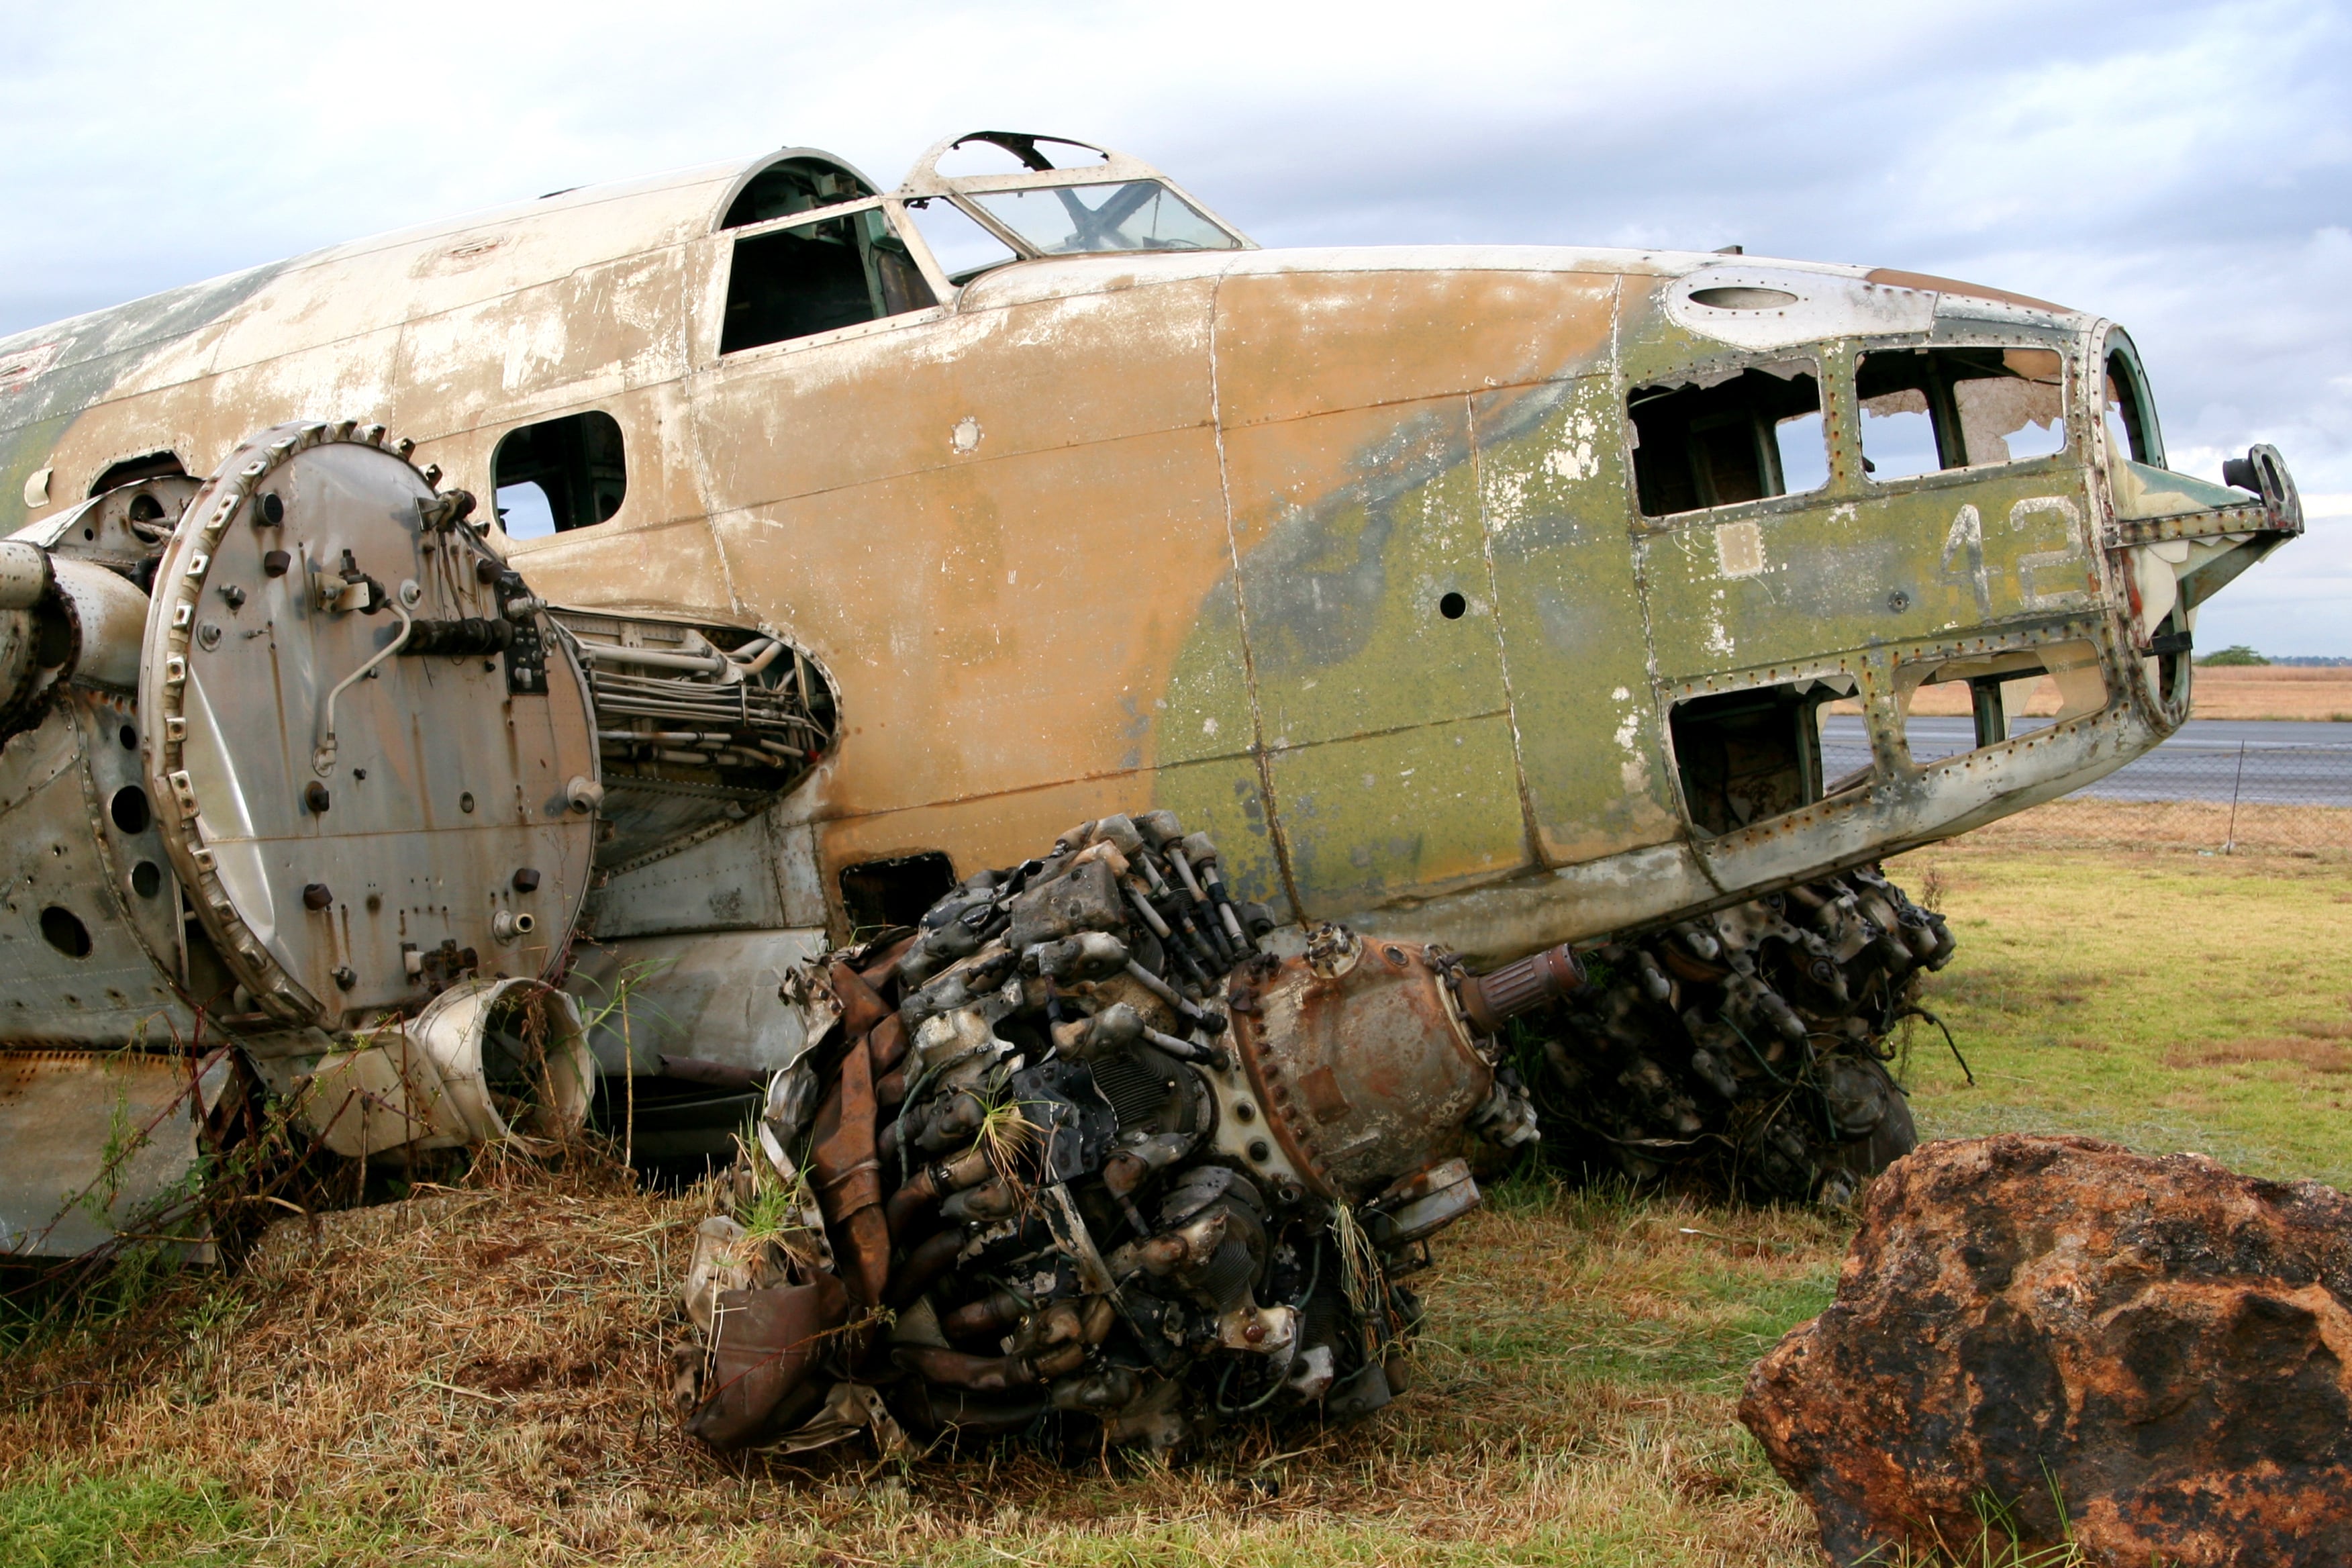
1455,942 -> 1587,1036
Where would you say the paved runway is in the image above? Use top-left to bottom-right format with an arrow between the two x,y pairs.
1818,715 -> 2352,807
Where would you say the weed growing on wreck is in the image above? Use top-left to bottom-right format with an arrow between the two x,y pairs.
569,954 -> 675,1167
971,1089 -> 1045,1197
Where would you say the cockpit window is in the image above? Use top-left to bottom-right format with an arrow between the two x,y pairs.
1857,347 -> 2065,482
968,181 -> 1242,256
1628,360 -> 1827,518
2103,350 -> 2154,465
903,197 -> 1019,283
720,207 -> 936,354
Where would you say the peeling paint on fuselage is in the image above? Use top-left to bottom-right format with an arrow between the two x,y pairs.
0,148 -> 2300,967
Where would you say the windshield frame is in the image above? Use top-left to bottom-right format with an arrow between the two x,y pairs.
964,180 -> 1244,259
895,130 -> 1254,267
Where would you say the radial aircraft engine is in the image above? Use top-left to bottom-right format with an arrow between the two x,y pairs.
0,132 -> 2302,1255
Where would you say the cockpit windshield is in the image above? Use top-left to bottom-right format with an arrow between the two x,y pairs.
969,181 -> 1242,256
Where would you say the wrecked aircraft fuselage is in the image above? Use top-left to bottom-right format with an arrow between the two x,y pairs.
0,131 -> 2302,1265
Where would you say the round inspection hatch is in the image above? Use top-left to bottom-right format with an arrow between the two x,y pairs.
139,422 -> 600,1027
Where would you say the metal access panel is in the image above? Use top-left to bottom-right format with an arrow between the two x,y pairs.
0,1049 -> 206,1257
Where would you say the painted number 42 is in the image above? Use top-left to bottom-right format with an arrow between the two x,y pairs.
1941,497 -> 2088,616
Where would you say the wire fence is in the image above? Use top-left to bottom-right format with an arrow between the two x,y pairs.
1820,729 -> 2352,861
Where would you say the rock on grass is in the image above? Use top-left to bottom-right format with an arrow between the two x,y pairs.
1741,1134 -> 2352,1567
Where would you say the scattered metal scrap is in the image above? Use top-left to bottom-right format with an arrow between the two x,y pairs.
671,810 -> 1561,1455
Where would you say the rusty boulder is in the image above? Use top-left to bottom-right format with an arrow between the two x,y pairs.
1741,1134 -> 2352,1567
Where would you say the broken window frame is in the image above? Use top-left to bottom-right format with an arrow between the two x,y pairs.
2098,331 -> 2166,471
1888,637 -> 2113,767
1667,675 -> 1860,838
1625,356 -> 1832,522
712,195 -> 946,359
1855,342 -> 2073,487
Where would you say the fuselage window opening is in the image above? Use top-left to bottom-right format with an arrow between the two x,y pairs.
493,410 -> 628,540
1668,678 -> 1854,836
1628,360 -> 1826,519
839,852 -> 958,934
1857,346 -> 2066,484
720,205 -> 937,354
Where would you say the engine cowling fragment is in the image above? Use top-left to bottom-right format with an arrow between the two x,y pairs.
0,420 -> 838,1259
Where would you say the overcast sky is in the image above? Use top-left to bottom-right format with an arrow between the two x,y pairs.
4,0 -> 2345,654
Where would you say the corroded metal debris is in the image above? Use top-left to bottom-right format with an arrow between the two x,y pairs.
671,811 -> 1542,1455
1522,868 -> 1951,1203
1744,1135 -> 2352,1567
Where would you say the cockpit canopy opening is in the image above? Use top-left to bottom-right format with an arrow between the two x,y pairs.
721,210 -> 934,354
897,130 -> 1253,267
968,181 -> 1240,258
722,156 -> 877,229
931,132 -> 1109,178
1630,361 -> 1826,518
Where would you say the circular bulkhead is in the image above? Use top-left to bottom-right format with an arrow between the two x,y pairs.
138,422 -> 601,1028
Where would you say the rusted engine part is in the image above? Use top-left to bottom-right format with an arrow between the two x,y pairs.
674,810 -> 1530,1456
0,422 -> 832,1257
1524,867 -> 1951,1203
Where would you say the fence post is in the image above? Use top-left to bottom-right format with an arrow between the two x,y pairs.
2222,740 -> 2247,855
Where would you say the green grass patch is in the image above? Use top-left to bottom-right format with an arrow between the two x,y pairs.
0,1466 -> 249,1567
1891,846 -> 2352,1185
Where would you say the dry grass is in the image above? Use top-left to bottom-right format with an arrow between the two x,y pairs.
1957,796 -> 2351,860
2186,665 -> 2352,722
2,1160 -> 1841,1566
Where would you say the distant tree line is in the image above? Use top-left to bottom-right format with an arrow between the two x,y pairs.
2193,648 -> 2352,667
